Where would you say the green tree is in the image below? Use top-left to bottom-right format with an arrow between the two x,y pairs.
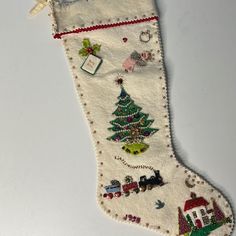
107,85 -> 159,155
212,200 -> 225,223
178,208 -> 192,235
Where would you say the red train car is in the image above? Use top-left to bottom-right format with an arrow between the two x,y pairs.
122,182 -> 139,196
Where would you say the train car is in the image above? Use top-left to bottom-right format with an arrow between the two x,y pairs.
122,176 -> 140,196
122,182 -> 140,196
103,180 -> 122,199
139,170 -> 164,191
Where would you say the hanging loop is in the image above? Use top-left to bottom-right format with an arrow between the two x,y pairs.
29,0 -> 49,16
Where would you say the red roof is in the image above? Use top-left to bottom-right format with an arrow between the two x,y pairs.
184,197 -> 209,211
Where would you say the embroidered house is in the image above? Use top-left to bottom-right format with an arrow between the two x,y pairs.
184,193 -> 212,229
178,193 -> 231,236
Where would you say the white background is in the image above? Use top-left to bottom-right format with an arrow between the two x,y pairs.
0,0 -> 235,235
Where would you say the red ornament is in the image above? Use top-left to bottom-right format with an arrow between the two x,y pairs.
127,117 -> 133,122
115,74 -> 124,86
123,37 -> 128,43
116,78 -> 124,85
115,136 -> 121,142
144,131 -> 150,136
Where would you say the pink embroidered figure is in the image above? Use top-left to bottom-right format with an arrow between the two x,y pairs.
123,50 -> 155,73
123,56 -> 137,72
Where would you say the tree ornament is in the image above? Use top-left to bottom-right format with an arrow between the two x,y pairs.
127,117 -> 133,123
115,73 -> 125,87
115,136 -> 121,142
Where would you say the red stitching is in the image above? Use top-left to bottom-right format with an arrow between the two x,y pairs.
54,16 -> 159,39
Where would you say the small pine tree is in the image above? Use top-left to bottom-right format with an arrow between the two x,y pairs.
178,207 -> 192,235
186,214 -> 194,228
213,200 -> 225,223
107,85 -> 159,155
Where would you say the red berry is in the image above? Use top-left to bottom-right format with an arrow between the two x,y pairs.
86,47 -> 93,54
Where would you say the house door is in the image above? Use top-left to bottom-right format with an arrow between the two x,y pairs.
195,219 -> 203,229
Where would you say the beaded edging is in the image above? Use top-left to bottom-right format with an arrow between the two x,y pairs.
58,11 -> 234,236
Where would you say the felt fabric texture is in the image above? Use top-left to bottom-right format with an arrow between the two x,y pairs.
46,0 -> 234,235
50,0 -> 157,34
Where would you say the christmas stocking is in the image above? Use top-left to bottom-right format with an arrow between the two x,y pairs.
31,0 -> 234,235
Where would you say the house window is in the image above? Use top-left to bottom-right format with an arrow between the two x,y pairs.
202,216 -> 210,225
192,211 -> 197,218
200,209 -> 206,216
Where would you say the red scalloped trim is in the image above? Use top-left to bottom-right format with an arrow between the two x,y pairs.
54,16 -> 159,39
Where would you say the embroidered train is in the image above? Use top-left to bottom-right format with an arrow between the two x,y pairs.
103,170 -> 165,199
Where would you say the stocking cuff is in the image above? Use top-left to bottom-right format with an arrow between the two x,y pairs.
49,0 -> 159,39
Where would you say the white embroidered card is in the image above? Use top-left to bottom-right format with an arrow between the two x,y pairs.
81,54 -> 103,75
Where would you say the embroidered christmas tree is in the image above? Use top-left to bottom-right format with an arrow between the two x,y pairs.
213,200 -> 226,223
178,207 -> 191,235
107,78 -> 159,155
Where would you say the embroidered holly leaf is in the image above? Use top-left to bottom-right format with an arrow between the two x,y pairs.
82,38 -> 91,48
92,44 -> 101,55
79,39 -> 101,57
79,48 -> 88,57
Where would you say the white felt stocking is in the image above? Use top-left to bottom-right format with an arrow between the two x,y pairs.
32,0 -> 234,235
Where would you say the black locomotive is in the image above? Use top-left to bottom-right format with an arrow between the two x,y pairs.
139,170 -> 164,191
